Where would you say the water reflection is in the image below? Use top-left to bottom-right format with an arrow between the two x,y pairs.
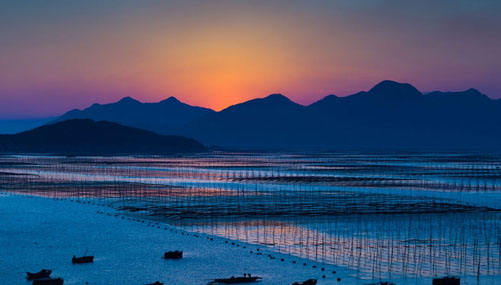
0,152 -> 500,281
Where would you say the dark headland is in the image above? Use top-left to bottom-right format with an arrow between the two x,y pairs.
0,119 -> 206,155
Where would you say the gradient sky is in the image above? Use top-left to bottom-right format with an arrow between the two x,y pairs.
1,0 -> 500,118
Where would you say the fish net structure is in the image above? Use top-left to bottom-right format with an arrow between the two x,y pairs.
0,152 -> 500,280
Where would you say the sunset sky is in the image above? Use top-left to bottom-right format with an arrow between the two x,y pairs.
1,0 -> 500,118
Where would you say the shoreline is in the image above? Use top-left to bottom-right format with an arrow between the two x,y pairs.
0,193 -> 352,285
1,192 -> 498,284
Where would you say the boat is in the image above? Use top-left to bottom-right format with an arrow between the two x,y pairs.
292,279 -> 317,285
209,276 -> 262,284
26,269 -> 52,280
432,276 -> 460,285
145,282 -> 163,285
72,255 -> 94,264
33,277 -> 64,285
163,250 -> 183,259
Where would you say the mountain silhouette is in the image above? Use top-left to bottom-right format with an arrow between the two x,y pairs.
54,96 -> 214,134
52,80 -> 501,150
182,81 -> 501,149
368,80 -> 422,100
0,119 -> 206,155
182,94 -> 305,148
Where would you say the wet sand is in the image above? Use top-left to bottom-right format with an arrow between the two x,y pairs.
0,193 -> 356,285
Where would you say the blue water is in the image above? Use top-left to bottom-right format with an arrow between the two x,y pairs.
1,152 -> 500,282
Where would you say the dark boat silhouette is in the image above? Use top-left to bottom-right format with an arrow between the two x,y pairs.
209,275 -> 262,284
163,250 -> 183,259
432,276 -> 460,285
26,269 -> 52,280
72,255 -> 94,264
145,282 -> 163,285
33,277 -> 64,285
292,279 -> 317,285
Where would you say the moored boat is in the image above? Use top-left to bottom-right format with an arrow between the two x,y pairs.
26,269 -> 52,280
72,255 -> 94,264
432,276 -> 460,285
163,250 -> 183,259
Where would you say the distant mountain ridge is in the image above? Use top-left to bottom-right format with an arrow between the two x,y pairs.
55,96 -> 214,134
0,119 -> 206,155
53,81 -> 501,150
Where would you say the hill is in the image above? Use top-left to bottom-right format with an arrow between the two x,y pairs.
54,96 -> 214,135
0,119 -> 206,155
51,81 -> 501,150
183,81 -> 501,150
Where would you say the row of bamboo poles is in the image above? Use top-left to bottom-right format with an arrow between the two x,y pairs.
0,152 -> 500,279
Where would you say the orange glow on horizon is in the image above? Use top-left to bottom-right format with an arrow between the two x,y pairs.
139,24 -> 309,110
1,0 -> 500,117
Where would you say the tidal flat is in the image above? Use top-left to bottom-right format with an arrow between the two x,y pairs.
1,152 -> 500,284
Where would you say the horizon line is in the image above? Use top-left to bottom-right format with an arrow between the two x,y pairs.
0,80 -> 496,120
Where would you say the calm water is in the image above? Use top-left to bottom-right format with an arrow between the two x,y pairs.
1,152 -> 500,282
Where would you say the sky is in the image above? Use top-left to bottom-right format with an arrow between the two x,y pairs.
0,0 -> 500,118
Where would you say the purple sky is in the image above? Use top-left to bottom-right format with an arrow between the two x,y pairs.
1,0 -> 500,118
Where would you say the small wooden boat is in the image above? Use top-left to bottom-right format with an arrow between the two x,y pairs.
33,277 -> 64,285
209,276 -> 262,284
292,279 -> 317,285
72,255 -> 94,264
26,269 -> 52,280
163,250 -> 183,259
432,276 -> 460,285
